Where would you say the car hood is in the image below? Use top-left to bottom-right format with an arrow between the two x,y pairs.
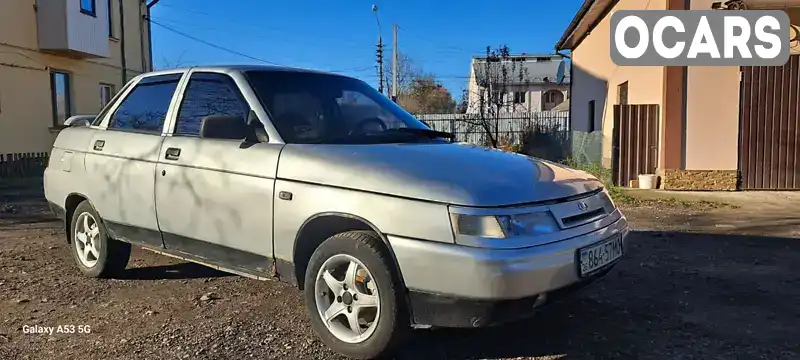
277,143 -> 603,207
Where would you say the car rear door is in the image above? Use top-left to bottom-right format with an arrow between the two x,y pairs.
154,70 -> 281,275
85,73 -> 185,248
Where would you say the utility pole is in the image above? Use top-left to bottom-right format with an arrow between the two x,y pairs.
372,5 -> 385,95
376,39 -> 384,95
392,23 -> 398,102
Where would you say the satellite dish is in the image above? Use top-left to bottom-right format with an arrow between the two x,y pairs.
556,60 -> 568,85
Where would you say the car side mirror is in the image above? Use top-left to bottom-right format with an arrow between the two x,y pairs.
245,110 -> 268,144
64,115 -> 94,127
199,115 -> 248,140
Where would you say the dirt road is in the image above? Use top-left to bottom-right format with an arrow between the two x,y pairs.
1,183 -> 799,359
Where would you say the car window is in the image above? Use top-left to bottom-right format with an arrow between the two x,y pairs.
245,71 -> 428,144
108,74 -> 181,134
175,72 -> 250,136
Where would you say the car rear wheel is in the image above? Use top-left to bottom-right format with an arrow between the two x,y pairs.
70,200 -> 131,278
304,231 -> 409,359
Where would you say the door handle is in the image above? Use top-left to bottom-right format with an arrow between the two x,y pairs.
164,147 -> 181,161
93,140 -> 105,151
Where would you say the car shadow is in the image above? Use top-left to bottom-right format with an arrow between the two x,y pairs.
393,230 -> 800,359
119,262 -> 234,280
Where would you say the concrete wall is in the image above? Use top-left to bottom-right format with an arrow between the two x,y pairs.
0,0 -> 150,154
570,0 -> 667,167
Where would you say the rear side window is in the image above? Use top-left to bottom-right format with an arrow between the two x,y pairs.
174,72 -> 249,136
108,74 -> 181,134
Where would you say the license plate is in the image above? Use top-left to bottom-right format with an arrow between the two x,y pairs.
578,236 -> 623,277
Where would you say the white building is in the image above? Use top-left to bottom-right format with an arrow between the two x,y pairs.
466,54 -> 570,114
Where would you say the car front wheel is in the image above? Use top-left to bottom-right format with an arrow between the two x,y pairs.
304,230 -> 409,359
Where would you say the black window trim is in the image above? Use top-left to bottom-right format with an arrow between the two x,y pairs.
50,70 -> 72,128
172,71 -> 252,138
106,0 -> 114,38
80,0 -> 97,17
105,74 -> 182,135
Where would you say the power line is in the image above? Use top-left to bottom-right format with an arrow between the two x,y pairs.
148,19 -> 377,74
155,3 -> 375,53
396,25 -> 485,55
149,19 -> 284,66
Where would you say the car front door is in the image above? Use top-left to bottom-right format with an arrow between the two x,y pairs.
85,73 -> 185,248
154,70 -> 281,275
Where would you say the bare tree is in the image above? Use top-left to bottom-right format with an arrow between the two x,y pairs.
383,52 -> 420,96
461,45 -> 529,148
158,50 -> 188,70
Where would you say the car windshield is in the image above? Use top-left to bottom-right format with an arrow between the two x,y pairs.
245,70 -> 445,144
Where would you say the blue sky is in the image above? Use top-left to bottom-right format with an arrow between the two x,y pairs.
149,1 -> 581,98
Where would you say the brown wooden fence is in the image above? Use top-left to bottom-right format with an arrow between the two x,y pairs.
0,153 -> 50,179
739,55 -> 800,190
612,104 -> 659,187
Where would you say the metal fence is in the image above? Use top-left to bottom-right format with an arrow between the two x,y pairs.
415,111 -> 569,146
0,153 -> 50,179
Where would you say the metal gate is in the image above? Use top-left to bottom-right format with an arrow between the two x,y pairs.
739,55 -> 800,190
612,104 -> 659,187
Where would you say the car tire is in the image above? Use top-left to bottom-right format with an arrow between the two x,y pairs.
70,200 -> 131,278
304,230 -> 409,359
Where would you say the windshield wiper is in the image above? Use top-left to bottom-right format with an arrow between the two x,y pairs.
388,128 -> 455,140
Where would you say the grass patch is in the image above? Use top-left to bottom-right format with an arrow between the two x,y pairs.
561,159 -> 734,210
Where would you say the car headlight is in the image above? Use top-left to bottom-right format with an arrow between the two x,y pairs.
450,211 -> 560,238
601,187 -> 616,209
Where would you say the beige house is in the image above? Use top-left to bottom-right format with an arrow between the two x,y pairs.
557,0 -> 800,190
466,54 -> 570,114
0,0 -> 152,155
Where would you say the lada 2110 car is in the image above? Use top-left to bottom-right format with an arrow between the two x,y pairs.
44,65 -> 628,359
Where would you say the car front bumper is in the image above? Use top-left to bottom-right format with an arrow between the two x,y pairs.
387,214 -> 628,328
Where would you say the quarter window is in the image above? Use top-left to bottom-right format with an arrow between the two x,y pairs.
80,0 -> 96,16
175,73 -> 249,136
108,74 -> 180,133
50,71 -> 72,127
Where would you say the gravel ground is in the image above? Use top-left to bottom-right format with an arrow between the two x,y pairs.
1,181 -> 799,359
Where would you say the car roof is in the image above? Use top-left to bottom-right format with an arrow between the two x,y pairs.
138,64 -> 348,79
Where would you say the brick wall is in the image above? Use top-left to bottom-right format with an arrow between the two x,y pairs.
662,169 -> 738,191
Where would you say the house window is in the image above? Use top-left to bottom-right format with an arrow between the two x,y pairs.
617,81 -> 629,105
513,92 -> 526,104
80,0 -> 96,16
100,83 -> 114,108
588,100 -> 596,132
107,0 -> 114,37
50,71 -> 72,127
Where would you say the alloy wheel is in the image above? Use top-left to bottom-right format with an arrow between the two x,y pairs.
314,254 -> 381,344
74,212 -> 100,268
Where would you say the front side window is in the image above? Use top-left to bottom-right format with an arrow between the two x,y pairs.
108,74 -> 180,133
80,0 -> 96,16
175,73 -> 249,136
245,71 -> 431,144
50,71 -> 72,126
